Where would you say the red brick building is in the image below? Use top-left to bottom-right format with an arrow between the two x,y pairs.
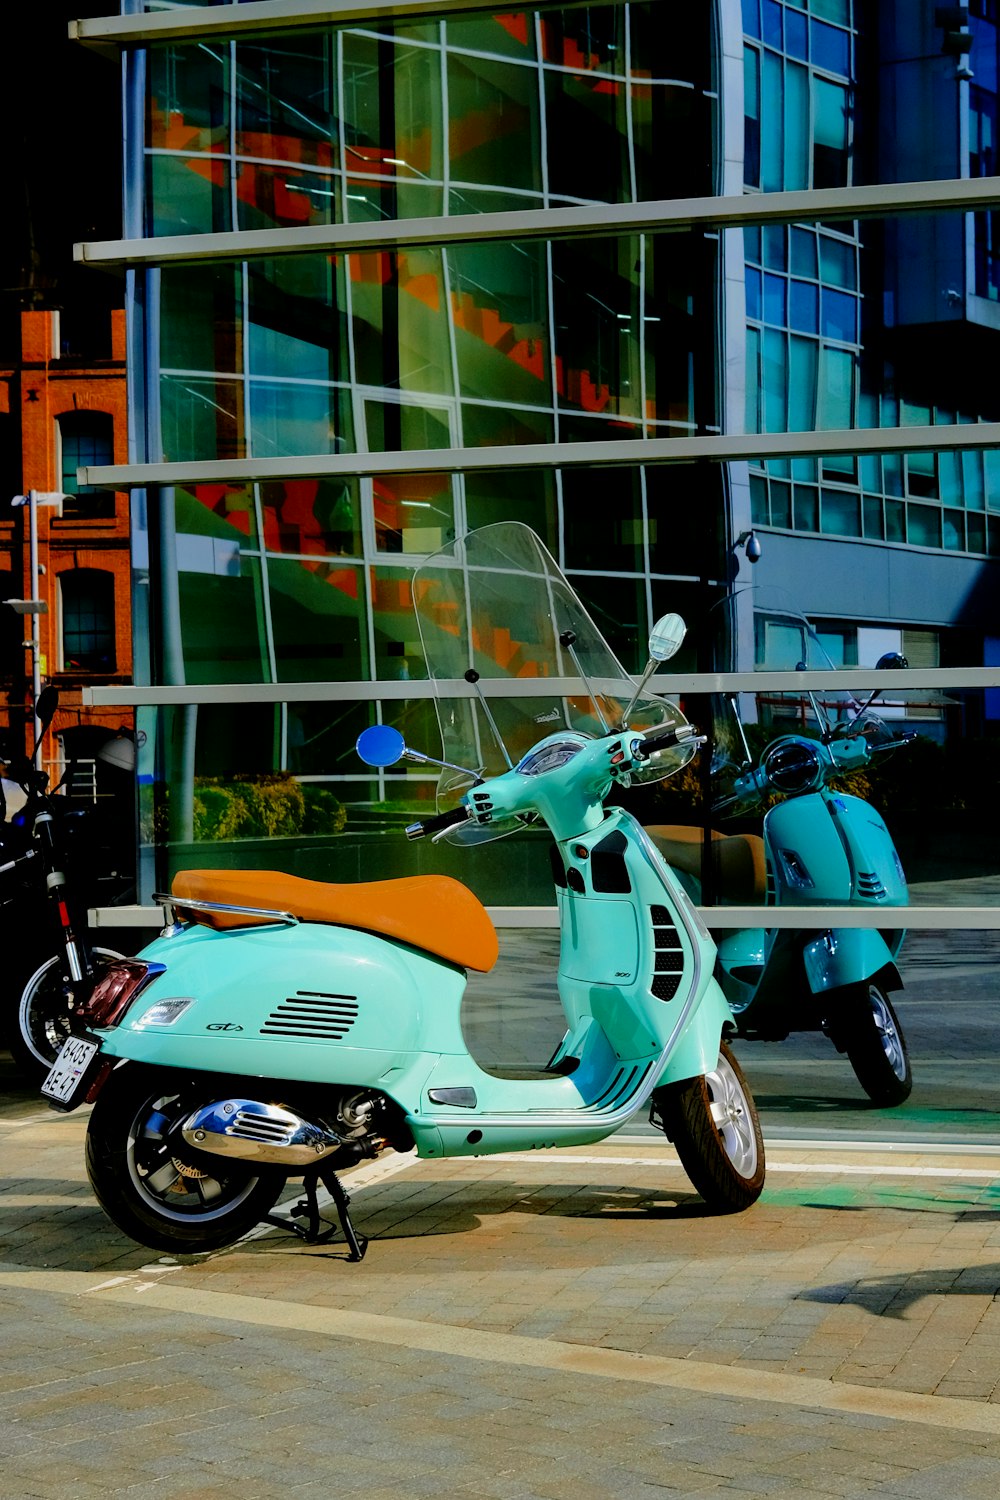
0,307 -> 132,774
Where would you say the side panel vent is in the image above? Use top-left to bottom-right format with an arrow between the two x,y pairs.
261,991 -> 359,1039
649,906 -> 684,1002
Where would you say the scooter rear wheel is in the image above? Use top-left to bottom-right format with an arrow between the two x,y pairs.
843,982 -> 912,1107
654,1041 -> 765,1213
86,1064 -> 285,1253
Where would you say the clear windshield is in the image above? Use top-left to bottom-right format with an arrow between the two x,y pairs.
413,523 -> 695,843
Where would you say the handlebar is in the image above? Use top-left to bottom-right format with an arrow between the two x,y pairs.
634,723 -> 705,761
405,804 -> 473,841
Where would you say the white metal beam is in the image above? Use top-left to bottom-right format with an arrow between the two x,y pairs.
74,176 -> 1000,269
81,421 -> 1000,491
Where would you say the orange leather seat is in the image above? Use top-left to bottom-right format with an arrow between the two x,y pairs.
171,869 -> 499,974
645,825 -> 767,904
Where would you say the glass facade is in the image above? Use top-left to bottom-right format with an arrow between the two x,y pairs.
89,0 -> 999,932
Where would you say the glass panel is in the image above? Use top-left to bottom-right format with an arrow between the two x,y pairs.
562,468 -> 645,572
793,484 -> 819,530
821,286 -> 858,342
545,60 -> 627,204
178,554 -> 268,684
235,163 -> 340,232
820,488 -> 861,536
364,399 -> 451,452
746,266 -> 763,321
569,572 -> 648,674
762,223 -> 787,270
234,34 -> 335,165
269,556 -> 367,681
790,227 -> 818,278
786,8 -> 808,59
789,279 -> 819,332
160,374 -> 243,462
788,337 -> 818,429
147,153 -> 231,236
464,469 -> 558,545
907,504 -> 943,548
812,77 -> 849,188
444,12 -> 536,61
248,381 -> 353,459
762,49 -> 783,192
817,344 -> 853,427
811,19 -> 851,78
371,565 -> 427,679
342,35 -> 444,219
819,234 -> 857,289
161,264 -> 241,374
148,43 -> 228,153
862,494 -> 884,538
553,237 -> 641,419
447,51 -> 541,198
449,240 -> 551,407
350,248 -> 453,397
259,478 -> 362,557
769,478 -> 792,526
763,272 -> 787,324
784,60 -> 810,190
373,473 -> 455,554
763,328 -> 788,431
247,256 -> 349,386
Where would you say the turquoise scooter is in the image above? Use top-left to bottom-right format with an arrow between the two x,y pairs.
44,523 -> 765,1258
647,663 -> 914,1106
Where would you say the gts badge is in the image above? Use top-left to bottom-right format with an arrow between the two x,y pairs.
206,1022 -> 244,1032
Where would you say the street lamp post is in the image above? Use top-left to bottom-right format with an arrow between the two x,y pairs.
10,490 -> 64,744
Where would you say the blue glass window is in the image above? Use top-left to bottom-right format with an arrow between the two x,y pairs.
819,235 -> 856,289
762,0 -> 783,49
745,224 -> 762,264
789,336 -> 817,428
790,279 -> 819,331
746,266 -> 763,320
762,222 -> 787,269
742,0 -> 761,39
790,228 -> 818,278
822,287 -> 857,341
811,20 -> 850,77
764,273 -> 787,324
785,9 -> 808,60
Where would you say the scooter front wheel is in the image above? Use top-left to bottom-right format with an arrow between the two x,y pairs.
86,1064 -> 285,1253
654,1042 -> 765,1213
843,982 -> 912,1107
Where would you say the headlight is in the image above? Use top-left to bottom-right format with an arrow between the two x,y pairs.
517,739 -> 584,776
762,739 -> 824,795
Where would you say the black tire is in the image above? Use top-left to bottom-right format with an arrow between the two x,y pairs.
86,1064 -> 285,1253
843,982 -> 912,1107
10,947 -> 124,1081
654,1041 -> 765,1213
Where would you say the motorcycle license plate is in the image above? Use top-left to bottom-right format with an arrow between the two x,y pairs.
42,1035 -> 100,1107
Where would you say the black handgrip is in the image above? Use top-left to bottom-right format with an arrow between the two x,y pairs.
405,804 -> 472,840
635,724 -> 701,761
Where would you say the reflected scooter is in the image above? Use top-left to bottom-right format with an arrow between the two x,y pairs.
646,668 -> 914,1106
44,523 -> 765,1260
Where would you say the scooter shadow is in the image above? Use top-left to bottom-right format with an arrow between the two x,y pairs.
0,1177 -> 174,1273
799,1262 -> 1000,1318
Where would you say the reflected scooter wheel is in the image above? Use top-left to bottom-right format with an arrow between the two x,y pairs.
843,982 -> 912,1107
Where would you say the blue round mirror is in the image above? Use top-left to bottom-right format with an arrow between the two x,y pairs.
356,724 -> 406,767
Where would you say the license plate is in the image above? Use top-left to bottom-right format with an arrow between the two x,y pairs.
42,1035 -> 100,1105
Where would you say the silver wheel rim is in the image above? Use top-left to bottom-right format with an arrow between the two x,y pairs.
705,1053 -> 759,1180
18,948 -> 123,1067
868,987 -> 907,1081
126,1091 -> 261,1225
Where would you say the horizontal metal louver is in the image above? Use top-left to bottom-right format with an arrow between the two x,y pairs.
260,991 -> 359,1038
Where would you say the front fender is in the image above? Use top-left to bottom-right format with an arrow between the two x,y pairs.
656,975 -> 732,1085
802,927 -> 902,995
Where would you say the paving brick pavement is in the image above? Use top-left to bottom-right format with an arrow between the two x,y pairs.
3,1100 -> 1000,1497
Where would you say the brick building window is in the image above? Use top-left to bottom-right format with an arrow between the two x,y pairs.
58,412 -> 116,519
60,568 -> 116,672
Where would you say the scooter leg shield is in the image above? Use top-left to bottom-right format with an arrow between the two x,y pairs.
802,927 -> 902,996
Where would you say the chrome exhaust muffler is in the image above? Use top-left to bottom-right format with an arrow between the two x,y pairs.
180,1099 -> 342,1166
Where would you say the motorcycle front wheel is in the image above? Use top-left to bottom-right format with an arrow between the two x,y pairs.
843,982 -> 912,1107
11,947 -> 124,1080
86,1064 -> 285,1253
654,1041 -> 765,1213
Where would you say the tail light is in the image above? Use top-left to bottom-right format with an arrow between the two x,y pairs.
78,960 -> 165,1029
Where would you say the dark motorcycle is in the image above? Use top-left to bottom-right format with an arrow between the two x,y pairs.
1,687 -> 121,1080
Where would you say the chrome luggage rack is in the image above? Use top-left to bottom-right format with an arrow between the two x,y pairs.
153,892 -> 299,932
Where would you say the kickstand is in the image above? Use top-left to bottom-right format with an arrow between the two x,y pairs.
265,1164 -> 368,1261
